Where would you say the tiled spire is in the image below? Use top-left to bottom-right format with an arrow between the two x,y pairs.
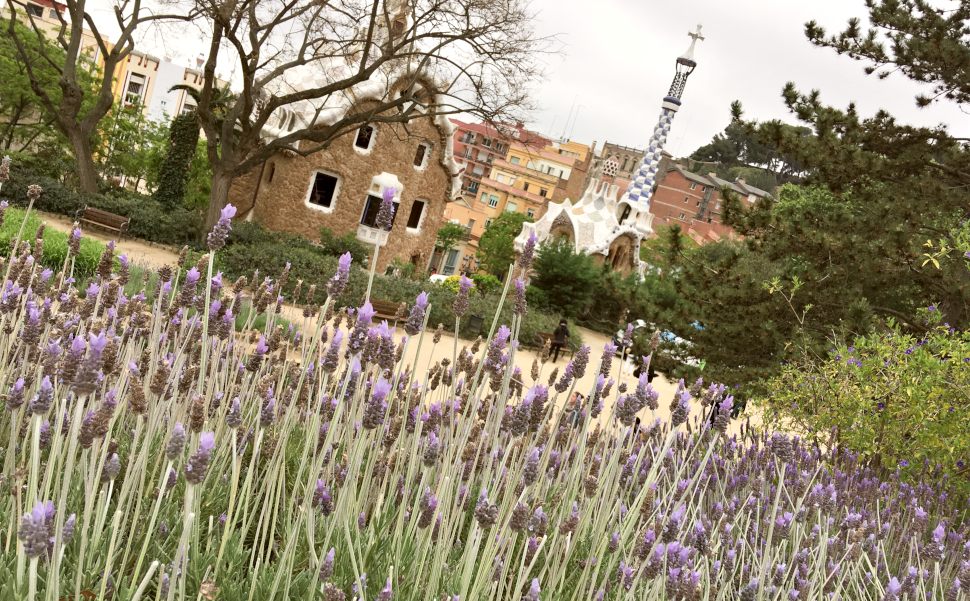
624,25 -> 704,209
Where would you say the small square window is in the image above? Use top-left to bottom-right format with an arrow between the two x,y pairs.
679,213 -> 686,220
49,8 -> 58,18
684,196 -> 689,203
488,195 -> 499,208
307,172 -> 339,209
355,125 -> 375,151
407,200 -> 425,230
510,157 -> 520,165
539,189 -> 547,198
689,182 -> 697,190
506,202 -> 518,213
26,3 -> 44,17
413,143 -> 431,168
527,208 -> 535,218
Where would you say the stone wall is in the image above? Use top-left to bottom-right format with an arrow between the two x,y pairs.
229,109 -> 454,273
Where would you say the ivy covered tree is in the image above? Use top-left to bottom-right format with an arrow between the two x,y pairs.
154,112 -> 202,208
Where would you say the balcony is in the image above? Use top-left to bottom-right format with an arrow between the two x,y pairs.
356,224 -> 389,247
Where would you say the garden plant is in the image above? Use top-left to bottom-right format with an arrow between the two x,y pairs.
0,169 -> 967,600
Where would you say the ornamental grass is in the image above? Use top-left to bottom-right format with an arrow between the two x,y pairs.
0,177 -> 967,600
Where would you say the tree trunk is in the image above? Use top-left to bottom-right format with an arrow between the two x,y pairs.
206,168 -> 233,232
68,131 -> 100,193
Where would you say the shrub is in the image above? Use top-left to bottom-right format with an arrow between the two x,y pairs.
319,226 -> 369,263
761,312 -> 970,497
530,238 -> 600,319
471,273 -> 501,297
3,168 -> 203,245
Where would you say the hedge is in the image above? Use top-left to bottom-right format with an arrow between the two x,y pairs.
218,222 -> 582,347
3,170 -> 203,245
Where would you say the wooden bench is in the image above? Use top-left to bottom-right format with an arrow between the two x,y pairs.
371,298 -> 404,325
76,206 -> 130,238
537,332 -> 573,359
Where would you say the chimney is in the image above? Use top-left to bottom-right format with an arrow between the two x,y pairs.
196,54 -> 205,69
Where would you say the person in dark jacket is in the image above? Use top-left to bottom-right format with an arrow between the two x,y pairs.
551,319 -> 569,362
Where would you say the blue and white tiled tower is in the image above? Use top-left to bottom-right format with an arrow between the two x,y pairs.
624,25 -> 704,210
514,24 -> 705,276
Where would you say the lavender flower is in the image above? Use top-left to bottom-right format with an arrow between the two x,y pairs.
513,278 -> 527,316
207,204 -> 237,250
28,376 -> 53,415
18,501 -> 55,558
320,547 -> 336,580
518,232 -> 538,274
405,292 -> 429,336
453,275 -> 473,318
185,432 -> 215,485
328,253 -> 352,298
525,578 -> 540,601
362,378 -> 391,430
376,188 -> 397,230
166,422 -> 187,460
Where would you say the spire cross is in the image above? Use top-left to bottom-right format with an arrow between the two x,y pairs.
689,24 -> 705,43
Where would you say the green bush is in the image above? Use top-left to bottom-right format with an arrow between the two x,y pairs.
319,227 -> 369,264
1,208 -> 104,278
530,238 -> 601,319
760,312 -> 970,495
3,168 -> 203,245
471,273 -> 501,297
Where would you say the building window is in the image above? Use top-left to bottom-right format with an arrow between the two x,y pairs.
124,73 -> 147,106
307,172 -> 340,210
488,195 -> 499,208
354,125 -> 375,151
467,181 -> 479,193
701,186 -> 708,192
510,156 -> 520,165
48,8 -> 58,18
472,165 -> 484,177
181,100 -> 197,115
406,200 -> 426,230
619,205 -> 631,224
506,202 -> 518,213
413,143 -> 431,168
485,218 -> 493,228
684,196 -> 690,203
26,3 -> 44,17
360,194 -> 399,230
482,137 -> 493,148
527,208 -> 535,218
467,219 -> 476,230
689,182 -> 697,190
539,189 -> 547,198
679,213 -> 686,220
522,183 -> 529,192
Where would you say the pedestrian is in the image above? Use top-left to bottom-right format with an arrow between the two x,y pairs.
551,319 -> 569,362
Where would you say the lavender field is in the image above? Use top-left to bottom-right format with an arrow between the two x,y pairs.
0,191 -> 967,600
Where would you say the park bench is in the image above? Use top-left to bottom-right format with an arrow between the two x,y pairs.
536,332 -> 573,359
371,298 -> 404,325
75,206 -> 130,239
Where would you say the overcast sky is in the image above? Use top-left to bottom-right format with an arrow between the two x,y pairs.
94,0 -> 968,157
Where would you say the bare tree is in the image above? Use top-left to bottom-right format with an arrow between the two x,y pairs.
190,0 -> 545,230
4,0 -> 194,192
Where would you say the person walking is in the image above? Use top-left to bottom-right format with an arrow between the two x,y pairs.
551,319 -> 570,362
